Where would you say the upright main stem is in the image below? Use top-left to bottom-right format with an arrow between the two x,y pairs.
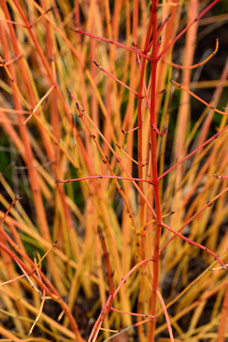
137,9 -> 154,340
148,1 -> 162,341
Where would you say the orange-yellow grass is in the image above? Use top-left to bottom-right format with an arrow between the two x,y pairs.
0,1 -> 227,341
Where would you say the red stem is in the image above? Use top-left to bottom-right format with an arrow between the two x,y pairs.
98,227 -> 114,296
0,196 -> 20,227
0,241 -> 83,341
56,175 -> 153,185
160,187 -> 228,254
157,0 -> 222,60
148,2 -> 162,341
70,26 -> 152,61
111,307 -> 156,319
158,125 -> 228,180
161,221 -> 226,269
136,10 -> 154,336
92,59 -> 140,96
156,290 -> 174,342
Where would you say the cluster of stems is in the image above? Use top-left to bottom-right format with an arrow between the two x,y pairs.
0,0 -> 227,341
